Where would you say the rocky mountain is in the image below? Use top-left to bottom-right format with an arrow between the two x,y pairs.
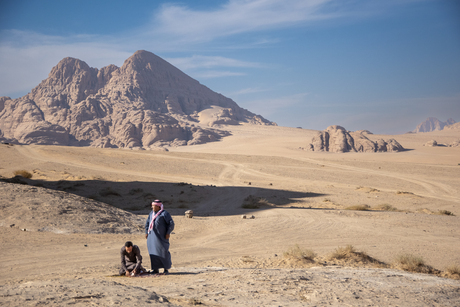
0,50 -> 274,149
413,117 -> 456,133
308,125 -> 404,153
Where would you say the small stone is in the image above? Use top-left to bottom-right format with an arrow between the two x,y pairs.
250,215 -> 255,219
185,210 -> 193,218
241,215 -> 247,219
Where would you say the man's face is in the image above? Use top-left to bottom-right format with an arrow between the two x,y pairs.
152,203 -> 160,212
125,246 -> 133,253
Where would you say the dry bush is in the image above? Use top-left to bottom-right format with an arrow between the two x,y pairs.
128,188 -> 143,195
444,265 -> 460,280
99,187 -> 121,197
328,245 -> 356,260
393,254 -> 435,274
345,205 -> 370,211
13,170 -> 32,179
283,244 -> 316,262
241,195 -> 270,209
396,191 -> 414,195
437,210 -> 455,216
374,204 -> 399,211
327,245 -> 386,267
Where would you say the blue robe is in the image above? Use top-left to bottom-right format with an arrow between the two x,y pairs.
145,210 -> 175,270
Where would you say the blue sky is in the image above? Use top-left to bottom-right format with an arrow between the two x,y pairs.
1,0 -> 459,134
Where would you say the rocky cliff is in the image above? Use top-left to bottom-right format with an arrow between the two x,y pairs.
0,50 -> 274,148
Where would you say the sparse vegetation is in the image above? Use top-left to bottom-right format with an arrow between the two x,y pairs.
445,265 -> 460,280
396,191 -> 414,195
374,204 -> 399,211
99,187 -> 121,197
13,170 -> 32,179
283,244 -> 316,262
128,188 -> 144,195
241,195 -> 270,209
328,245 -> 356,260
345,205 -> 370,211
393,254 -> 435,274
437,210 -> 455,216
188,298 -> 202,305
327,245 -> 385,267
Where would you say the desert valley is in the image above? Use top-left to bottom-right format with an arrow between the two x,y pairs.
0,51 -> 459,306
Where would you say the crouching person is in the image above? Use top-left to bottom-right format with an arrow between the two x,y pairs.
119,241 -> 144,276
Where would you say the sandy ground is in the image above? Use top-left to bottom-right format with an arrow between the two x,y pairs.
0,124 -> 459,306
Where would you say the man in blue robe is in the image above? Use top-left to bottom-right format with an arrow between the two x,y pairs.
145,199 -> 175,274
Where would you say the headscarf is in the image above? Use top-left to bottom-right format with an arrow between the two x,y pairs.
148,200 -> 164,233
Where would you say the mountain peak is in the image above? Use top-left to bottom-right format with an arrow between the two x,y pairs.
413,117 -> 457,133
0,51 -> 274,148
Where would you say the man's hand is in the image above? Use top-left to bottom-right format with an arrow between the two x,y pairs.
165,234 -> 170,240
145,234 -> 148,239
132,269 -> 137,275
125,271 -> 130,277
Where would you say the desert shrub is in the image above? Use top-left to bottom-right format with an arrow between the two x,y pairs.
374,204 -> 399,211
437,210 -> 455,216
283,244 -> 316,262
327,245 -> 385,267
128,188 -> 144,195
393,254 -> 434,273
445,265 -> 460,280
99,187 -> 121,197
345,205 -> 370,211
328,245 -> 356,260
241,195 -> 269,209
396,191 -> 414,195
13,170 -> 32,179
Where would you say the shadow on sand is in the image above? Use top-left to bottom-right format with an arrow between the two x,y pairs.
1,176 -> 327,217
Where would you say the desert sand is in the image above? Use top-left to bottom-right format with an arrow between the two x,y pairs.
1,124 -> 459,306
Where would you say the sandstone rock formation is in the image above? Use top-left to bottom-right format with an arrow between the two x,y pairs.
308,125 -> 404,153
413,117 -> 456,133
424,140 -> 438,147
0,50 -> 274,148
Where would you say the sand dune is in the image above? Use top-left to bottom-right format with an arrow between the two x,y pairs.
0,125 -> 459,306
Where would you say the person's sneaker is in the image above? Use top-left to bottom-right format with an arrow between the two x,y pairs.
152,269 -> 159,274
164,269 -> 169,275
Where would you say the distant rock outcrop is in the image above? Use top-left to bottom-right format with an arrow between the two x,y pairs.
308,125 -> 404,153
0,50 -> 275,148
424,140 -> 438,147
444,122 -> 460,131
413,117 -> 456,133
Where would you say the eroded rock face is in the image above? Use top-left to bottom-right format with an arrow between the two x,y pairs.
424,140 -> 438,147
0,50 -> 274,148
308,125 -> 404,153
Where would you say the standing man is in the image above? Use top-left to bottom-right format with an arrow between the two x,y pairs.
119,241 -> 144,276
145,199 -> 175,274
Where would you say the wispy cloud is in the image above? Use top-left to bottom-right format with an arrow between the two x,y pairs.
150,0 -> 336,43
0,0 -> 428,97
166,55 -> 263,70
